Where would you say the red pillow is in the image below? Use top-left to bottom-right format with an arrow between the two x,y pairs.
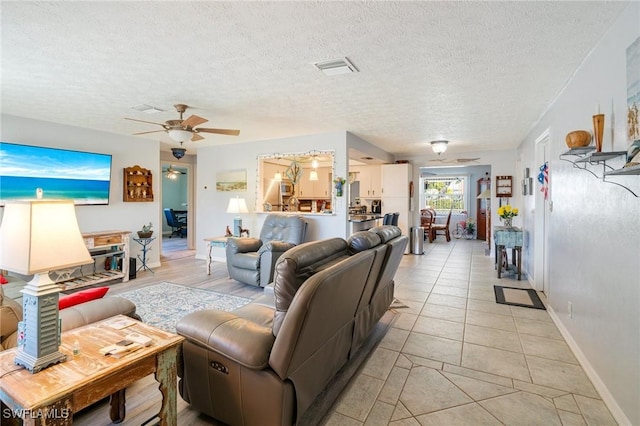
59,287 -> 109,310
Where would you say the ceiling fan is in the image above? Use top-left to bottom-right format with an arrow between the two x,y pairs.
125,104 -> 240,142
163,165 -> 186,179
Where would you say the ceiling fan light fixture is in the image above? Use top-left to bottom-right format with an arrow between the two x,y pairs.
171,147 -> 186,160
431,140 -> 449,155
168,129 -> 193,143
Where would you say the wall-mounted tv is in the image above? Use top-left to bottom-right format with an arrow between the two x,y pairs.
0,142 -> 112,206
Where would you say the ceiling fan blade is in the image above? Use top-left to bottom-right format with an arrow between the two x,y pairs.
191,133 -> 205,142
196,128 -> 240,136
181,114 -> 208,128
124,117 -> 166,126
132,129 -> 167,135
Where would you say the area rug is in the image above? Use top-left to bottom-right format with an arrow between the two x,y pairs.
494,285 -> 546,310
115,282 -> 252,332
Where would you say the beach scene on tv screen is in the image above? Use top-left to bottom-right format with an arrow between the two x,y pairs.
0,142 -> 112,205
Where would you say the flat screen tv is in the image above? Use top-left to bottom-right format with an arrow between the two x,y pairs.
0,142 -> 112,206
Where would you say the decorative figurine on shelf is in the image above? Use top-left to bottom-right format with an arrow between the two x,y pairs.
225,226 -> 233,237
239,226 -> 250,238
137,222 -> 153,238
334,177 -> 346,197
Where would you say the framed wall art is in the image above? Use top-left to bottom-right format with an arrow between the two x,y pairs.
216,169 -> 247,192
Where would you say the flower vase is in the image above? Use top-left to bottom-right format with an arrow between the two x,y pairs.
503,218 -> 512,229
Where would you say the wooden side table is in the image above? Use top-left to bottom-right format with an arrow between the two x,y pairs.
494,226 -> 523,280
0,316 -> 183,425
204,236 -> 230,274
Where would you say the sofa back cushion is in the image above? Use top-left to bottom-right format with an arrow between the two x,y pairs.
368,226 -> 408,293
347,231 -> 387,314
272,238 -> 349,336
259,213 -> 308,245
269,249 -> 375,418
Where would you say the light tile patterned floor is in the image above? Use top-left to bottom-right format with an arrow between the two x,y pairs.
323,239 -> 617,426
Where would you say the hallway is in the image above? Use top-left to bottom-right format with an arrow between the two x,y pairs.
324,239 -> 616,425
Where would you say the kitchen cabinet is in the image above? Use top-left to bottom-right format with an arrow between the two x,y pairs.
381,163 -> 412,253
297,167 -> 331,199
352,165 -> 381,198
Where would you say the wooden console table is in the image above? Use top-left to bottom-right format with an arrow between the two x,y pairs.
53,230 -> 131,291
494,226 -> 523,280
0,316 -> 183,425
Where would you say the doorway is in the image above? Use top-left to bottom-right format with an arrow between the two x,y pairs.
534,130 -> 550,295
160,160 -> 195,260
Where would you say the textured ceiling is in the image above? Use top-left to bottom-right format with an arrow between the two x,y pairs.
1,1 -> 628,157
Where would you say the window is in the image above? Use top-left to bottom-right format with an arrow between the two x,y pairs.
421,175 -> 468,212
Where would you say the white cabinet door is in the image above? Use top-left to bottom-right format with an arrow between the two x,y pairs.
382,164 -> 410,197
352,165 -> 382,198
369,166 -> 382,198
315,167 -> 331,198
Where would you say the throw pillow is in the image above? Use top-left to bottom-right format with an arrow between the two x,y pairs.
59,287 -> 109,310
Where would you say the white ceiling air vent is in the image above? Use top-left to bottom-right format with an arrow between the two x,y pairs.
314,57 -> 359,76
130,104 -> 164,114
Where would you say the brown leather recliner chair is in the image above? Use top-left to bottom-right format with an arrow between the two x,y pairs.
177,226 -> 408,425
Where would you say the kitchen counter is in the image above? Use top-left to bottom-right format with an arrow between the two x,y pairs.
349,214 -> 382,233
348,214 -> 383,223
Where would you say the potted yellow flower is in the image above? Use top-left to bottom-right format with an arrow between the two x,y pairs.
497,205 -> 518,228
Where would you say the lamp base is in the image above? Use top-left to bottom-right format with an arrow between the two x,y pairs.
14,348 -> 67,374
15,272 -> 66,374
233,217 -> 242,237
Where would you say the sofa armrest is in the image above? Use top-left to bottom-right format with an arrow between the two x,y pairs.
177,309 -> 275,369
257,240 -> 295,255
226,237 -> 263,254
60,296 -> 139,332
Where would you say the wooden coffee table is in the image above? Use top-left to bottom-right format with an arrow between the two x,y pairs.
0,315 -> 184,425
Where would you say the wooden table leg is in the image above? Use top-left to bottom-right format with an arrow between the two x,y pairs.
109,389 -> 126,423
155,346 -> 179,426
496,244 -> 505,278
206,242 -> 213,275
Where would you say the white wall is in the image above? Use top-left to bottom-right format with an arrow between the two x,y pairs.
194,131 -> 350,259
1,114 -> 162,267
517,3 -> 640,424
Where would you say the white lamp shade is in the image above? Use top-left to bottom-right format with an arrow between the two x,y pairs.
0,200 -> 93,275
168,129 -> 193,143
226,197 -> 249,214
274,171 -> 282,181
309,170 -> 319,181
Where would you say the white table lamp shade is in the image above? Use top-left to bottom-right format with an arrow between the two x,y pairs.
0,200 -> 93,275
226,197 -> 249,214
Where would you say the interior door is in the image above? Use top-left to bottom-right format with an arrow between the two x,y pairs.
476,177 -> 491,241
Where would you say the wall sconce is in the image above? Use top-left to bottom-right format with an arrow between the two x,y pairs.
431,140 -> 449,155
227,196 -> 249,237
0,199 -> 93,373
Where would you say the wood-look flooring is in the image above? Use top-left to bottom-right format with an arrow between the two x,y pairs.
73,253 -> 264,426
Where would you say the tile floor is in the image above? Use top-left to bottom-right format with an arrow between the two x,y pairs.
323,239 -> 617,426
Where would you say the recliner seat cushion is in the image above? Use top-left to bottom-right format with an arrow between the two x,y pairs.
230,252 -> 260,269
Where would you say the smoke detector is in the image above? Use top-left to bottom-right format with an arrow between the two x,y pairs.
314,57 -> 359,76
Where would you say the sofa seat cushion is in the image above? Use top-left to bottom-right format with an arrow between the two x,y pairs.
230,252 -> 260,270
59,287 -> 109,310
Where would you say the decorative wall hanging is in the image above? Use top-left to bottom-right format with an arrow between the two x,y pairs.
216,169 -> 247,192
627,36 -> 640,142
537,162 -> 549,200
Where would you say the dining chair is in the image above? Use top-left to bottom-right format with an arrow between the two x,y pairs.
430,210 -> 452,242
420,209 -> 436,242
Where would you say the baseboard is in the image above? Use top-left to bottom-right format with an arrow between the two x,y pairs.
547,305 -> 631,426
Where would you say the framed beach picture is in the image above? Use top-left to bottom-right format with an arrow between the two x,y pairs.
216,169 -> 247,192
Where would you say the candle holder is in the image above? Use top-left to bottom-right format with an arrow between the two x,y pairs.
593,114 -> 605,152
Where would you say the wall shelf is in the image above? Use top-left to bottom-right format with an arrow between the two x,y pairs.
559,148 -> 637,197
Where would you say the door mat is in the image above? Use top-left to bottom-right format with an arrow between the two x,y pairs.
494,285 -> 546,310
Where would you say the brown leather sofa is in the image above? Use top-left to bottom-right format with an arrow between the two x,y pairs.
177,225 -> 408,425
0,285 -> 140,351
